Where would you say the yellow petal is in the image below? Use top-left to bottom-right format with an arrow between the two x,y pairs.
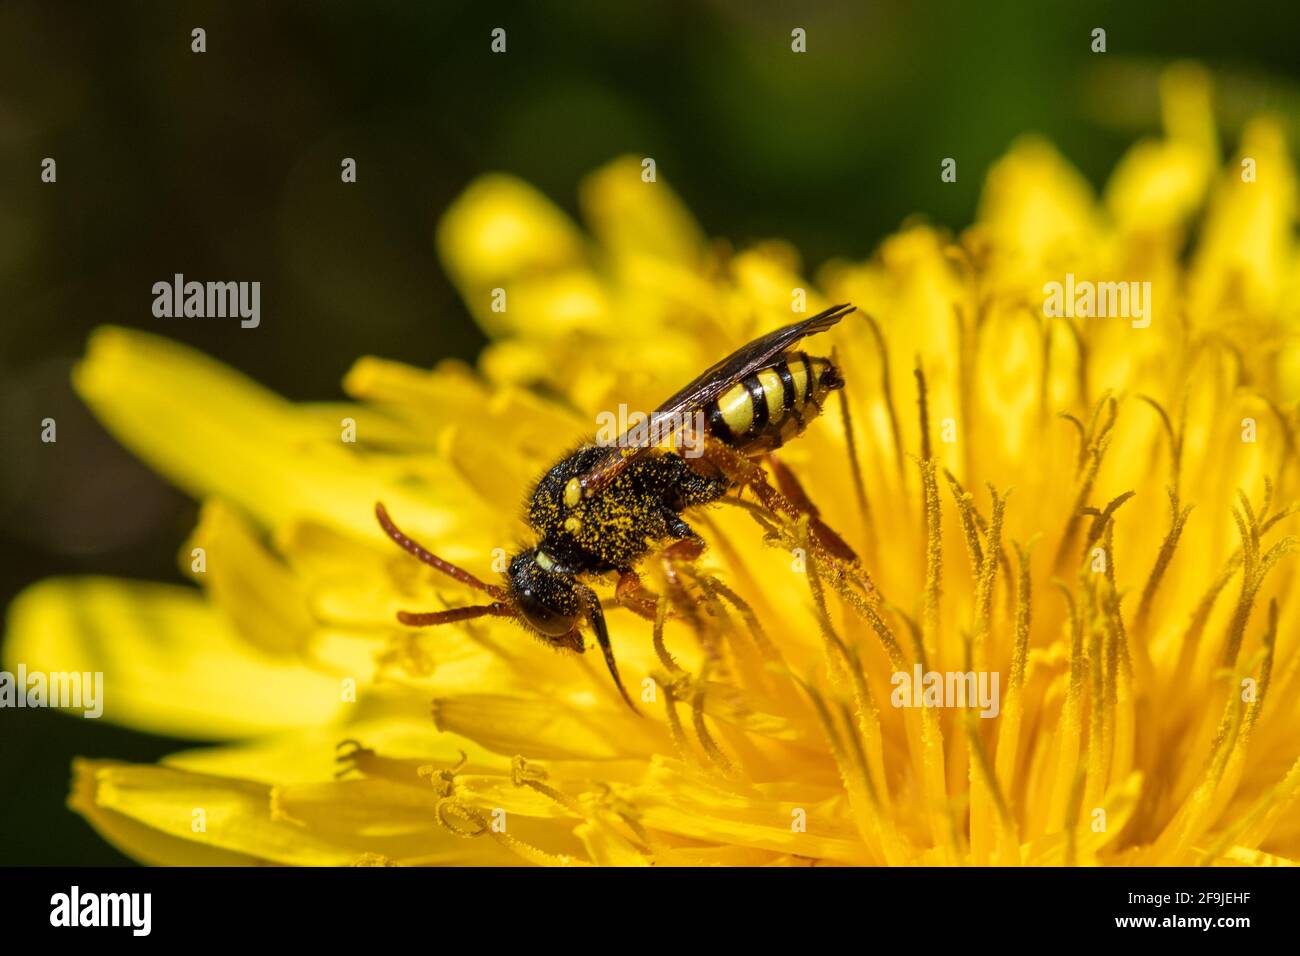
73,326 -> 472,547
730,242 -> 814,318
272,778 -> 574,864
574,805 -> 652,866
1213,846 -> 1296,866
620,757 -> 868,863
73,759 -> 356,865
436,174 -> 593,338
183,499 -> 315,655
70,780 -> 262,867
1103,63 -> 1218,234
579,154 -> 705,268
977,136 -> 1102,267
1105,139 -> 1214,234
433,693 -> 660,760
1191,117 -> 1297,315
4,578 -> 346,739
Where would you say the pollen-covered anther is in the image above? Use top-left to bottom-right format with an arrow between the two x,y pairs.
511,756 -> 590,818
510,755 -> 548,787
419,750 -> 469,798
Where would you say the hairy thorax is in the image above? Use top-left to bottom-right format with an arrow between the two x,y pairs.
526,445 -> 730,573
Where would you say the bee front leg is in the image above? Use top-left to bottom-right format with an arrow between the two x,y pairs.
661,535 -> 706,563
616,523 -> 705,624
653,530 -> 727,664
656,534 -> 706,619
615,569 -> 659,622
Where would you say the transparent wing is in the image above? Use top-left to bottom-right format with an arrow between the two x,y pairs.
576,303 -> 854,497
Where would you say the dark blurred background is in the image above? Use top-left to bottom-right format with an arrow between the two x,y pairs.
3,0 -> 1299,864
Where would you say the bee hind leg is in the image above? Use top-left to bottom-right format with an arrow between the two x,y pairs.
764,453 -> 859,564
698,436 -> 797,520
699,437 -> 858,564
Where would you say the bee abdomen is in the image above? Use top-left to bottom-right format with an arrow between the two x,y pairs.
704,350 -> 843,452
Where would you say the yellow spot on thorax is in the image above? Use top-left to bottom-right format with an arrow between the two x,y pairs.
564,477 -> 581,507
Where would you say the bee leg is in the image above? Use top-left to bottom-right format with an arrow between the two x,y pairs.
665,511 -> 703,542
702,437 -> 857,563
655,533 -> 726,661
657,535 -> 706,611
615,570 -> 659,622
661,534 -> 706,563
764,453 -> 859,563
700,436 -> 797,517
764,453 -> 821,515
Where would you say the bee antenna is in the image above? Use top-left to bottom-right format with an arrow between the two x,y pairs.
397,604 -> 515,627
375,502 -> 508,601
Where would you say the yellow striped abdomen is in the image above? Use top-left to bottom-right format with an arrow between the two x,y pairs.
704,350 -> 843,453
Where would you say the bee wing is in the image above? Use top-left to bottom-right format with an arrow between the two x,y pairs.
576,303 -> 855,497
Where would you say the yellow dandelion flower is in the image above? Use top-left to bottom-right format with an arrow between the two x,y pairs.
5,65 -> 1300,867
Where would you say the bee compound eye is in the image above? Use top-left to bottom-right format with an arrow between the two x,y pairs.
516,587 -> 577,638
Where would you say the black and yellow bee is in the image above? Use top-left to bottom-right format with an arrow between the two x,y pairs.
376,302 -> 856,710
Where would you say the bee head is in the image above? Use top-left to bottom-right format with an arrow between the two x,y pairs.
507,548 -> 583,650
376,502 -> 638,713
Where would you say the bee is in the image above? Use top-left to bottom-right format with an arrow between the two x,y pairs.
376,302 -> 856,711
